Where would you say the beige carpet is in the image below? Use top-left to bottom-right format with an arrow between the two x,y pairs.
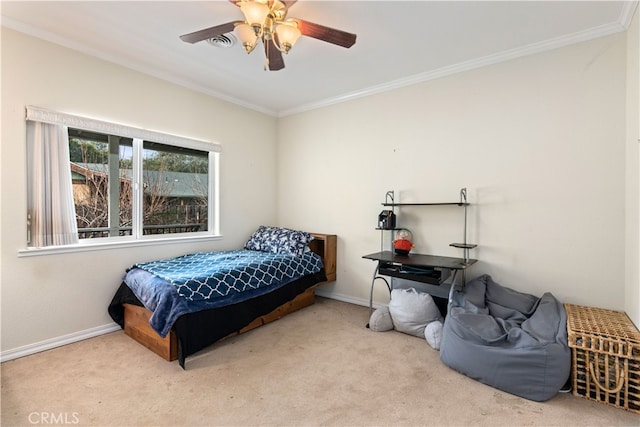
1,297 -> 638,426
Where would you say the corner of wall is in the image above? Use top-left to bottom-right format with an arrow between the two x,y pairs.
625,5 -> 640,327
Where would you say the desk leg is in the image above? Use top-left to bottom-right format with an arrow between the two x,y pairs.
368,264 -> 390,322
447,270 -> 458,304
447,269 -> 467,303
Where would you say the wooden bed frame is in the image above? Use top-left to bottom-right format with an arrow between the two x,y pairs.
122,233 -> 337,362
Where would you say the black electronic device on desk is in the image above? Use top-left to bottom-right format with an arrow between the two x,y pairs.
378,262 -> 447,285
363,251 -> 477,315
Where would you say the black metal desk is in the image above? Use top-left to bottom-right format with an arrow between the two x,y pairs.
363,251 -> 477,315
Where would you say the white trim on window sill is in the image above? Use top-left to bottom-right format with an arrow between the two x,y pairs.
18,233 -> 223,257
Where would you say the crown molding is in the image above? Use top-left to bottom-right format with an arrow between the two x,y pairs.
619,1 -> 639,29
278,20 -> 628,117
1,17 -> 279,117
2,6 -> 632,120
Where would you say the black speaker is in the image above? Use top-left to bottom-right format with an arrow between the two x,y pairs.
378,210 -> 396,230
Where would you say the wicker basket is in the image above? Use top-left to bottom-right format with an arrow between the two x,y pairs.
565,304 -> 640,414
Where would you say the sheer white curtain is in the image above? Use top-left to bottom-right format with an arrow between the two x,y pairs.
26,120 -> 79,247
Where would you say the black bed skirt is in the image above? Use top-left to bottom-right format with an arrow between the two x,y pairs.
108,270 -> 326,368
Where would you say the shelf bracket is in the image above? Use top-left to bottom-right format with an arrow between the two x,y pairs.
449,187 -> 477,262
461,187 -> 468,253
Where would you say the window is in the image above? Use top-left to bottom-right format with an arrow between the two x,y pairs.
25,106 -> 220,249
69,130 -> 134,239
69,132 -> 211,239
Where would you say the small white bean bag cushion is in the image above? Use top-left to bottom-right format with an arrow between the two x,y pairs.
440,274 -> 570,402
389,288 -> 443,338
368,289 -> 444,350
368,306 -> 394,332
424,320 -> 444,350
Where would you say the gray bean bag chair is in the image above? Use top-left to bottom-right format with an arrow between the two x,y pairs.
440,274 -> 570,401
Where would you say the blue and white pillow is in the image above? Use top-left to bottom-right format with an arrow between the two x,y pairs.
244,226 -> 313,257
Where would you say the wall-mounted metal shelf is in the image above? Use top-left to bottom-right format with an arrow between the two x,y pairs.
364,188 -> 479,322
378,188 -> 476,261
382,202 -> 468,207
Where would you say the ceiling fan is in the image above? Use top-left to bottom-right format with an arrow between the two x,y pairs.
179,0 -> 357,71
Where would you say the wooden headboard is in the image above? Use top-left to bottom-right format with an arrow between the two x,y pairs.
309,233 -> 337,282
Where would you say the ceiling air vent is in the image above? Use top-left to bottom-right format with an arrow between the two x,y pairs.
206,34 -> 236,48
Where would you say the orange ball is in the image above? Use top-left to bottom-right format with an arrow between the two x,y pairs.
394,239 -> 413,255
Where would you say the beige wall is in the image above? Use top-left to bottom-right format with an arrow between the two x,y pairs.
626,7 -> 640,325
1,16 -> 638,358
0,28 -> 278,353
277,32 -> 631,314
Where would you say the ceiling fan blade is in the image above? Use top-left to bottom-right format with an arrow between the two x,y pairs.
294,19 -> 356,48
264,38 -> 285,71
179,21 -> 241,44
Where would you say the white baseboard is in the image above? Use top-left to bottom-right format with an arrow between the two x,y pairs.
0,323 -> 121,363
1,293 -> 376,363
315,288 -> 384,310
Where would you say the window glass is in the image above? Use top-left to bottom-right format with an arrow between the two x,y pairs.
69,129 -> 133,239
67,129 -> 213,241
142,141 -> 208,235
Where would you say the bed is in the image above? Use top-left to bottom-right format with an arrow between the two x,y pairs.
108,227 -> 337,368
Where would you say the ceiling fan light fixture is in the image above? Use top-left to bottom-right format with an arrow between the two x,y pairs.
235,22 -> 258,53
239,0 -> 270,33
180,0 -> 356,71
274,21 -> 301,53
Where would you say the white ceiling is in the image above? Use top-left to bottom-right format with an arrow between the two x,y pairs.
1,1 -> 637,116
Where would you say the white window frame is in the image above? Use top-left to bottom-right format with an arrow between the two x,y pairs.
19,106 -> 222,257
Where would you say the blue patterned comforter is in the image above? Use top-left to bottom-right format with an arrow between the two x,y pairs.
124,250 -> 323,337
